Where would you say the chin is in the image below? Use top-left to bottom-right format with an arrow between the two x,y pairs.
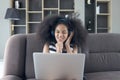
57,40 -> 64,43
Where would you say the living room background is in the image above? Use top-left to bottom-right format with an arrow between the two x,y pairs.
0,0 -> 120,59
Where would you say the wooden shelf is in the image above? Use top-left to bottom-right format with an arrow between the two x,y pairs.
44,8 -> 58,10
97,0 -> 110,2
97,27 -> 108,29
28,22 -> 41,23
96,0 -> 111,33
13,25 -> 26,27
97,13 -> 110,15
17,8 -> 26,10
59,9 -> 74,11
27,11 -> 42,13
11,0 -> 75,35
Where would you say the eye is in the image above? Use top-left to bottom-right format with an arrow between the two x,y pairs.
62,31 -> 68,34
63,32 -> 67,34
55,30 -> 59,33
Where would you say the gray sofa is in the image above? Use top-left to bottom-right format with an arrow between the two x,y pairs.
85,33 -> 120,80
1,33 -> 120,80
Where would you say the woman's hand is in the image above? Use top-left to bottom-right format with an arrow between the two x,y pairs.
65,32 -> 74,46
65,32 -> 74,54
55,42 -> 63,53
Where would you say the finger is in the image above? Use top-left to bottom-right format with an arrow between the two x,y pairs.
59,42 -> 63,48
56,42 -> 63,48
67,32 -> 74,41
70,32 -> 74,37
58,41 -> 63,43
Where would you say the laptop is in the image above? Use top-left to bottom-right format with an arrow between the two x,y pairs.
33,52 -> 85,80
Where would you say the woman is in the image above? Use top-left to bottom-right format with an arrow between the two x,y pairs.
36,14 -> 88,54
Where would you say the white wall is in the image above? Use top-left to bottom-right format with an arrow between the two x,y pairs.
75,0 -> 85,25
111,0 -> 120,33
0,1 -> 10,59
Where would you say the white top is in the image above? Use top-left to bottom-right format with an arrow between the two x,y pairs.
49,42 -> 73,53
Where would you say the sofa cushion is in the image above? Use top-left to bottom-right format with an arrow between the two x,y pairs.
85,71 -> 120,80
85,33 -> 120,73
85,52 -> 120,73
87,33 -> 120,53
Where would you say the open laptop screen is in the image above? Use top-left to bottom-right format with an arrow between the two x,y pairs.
33,52 -> 85,80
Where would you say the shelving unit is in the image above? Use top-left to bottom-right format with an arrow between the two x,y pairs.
10,0 -> 26,34
85,0 -> 111,33
11,0 -> 74,35
96,0 -> 111,33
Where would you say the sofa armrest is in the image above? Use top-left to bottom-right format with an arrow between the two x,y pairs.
0,75 -> 23,80
4,34 -> 26,77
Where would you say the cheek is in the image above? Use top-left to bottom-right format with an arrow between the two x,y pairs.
54,33 -> 59,40
65,34 -> 68,40
55,33 -> 57,38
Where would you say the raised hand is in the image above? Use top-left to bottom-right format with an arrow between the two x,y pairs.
55,42 -> 63,53
65,32 -> 74,46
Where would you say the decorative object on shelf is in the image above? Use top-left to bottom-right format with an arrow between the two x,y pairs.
15,0 -> 20,9
96,5 -> 100,14
65,14 -> 69,18
49,11 -> 52,15
87,19 -> 92,32
5,8 -> 20,20
87,0 -> 91,5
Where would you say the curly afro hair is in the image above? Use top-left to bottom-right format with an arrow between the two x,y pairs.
36,14 -> 88,48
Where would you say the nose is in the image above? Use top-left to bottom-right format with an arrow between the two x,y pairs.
59,33 -> 63,38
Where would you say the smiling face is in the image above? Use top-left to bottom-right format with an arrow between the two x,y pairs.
54,24 -> 69,43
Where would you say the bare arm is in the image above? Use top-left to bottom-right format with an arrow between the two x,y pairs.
43,43 -> 49,53
55,42 -> 63,53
